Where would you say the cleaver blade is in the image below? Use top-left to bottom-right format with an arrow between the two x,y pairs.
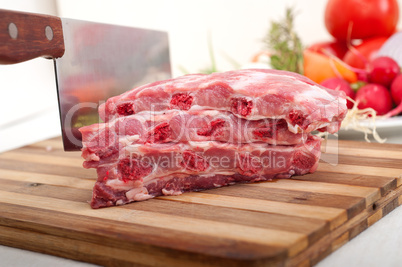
377,31 -> 402,67
0,9 -> 171,151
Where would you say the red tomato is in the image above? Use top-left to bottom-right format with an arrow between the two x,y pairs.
325,0 -> 399,40
343,37 -> 388,69
307,40 -> 349,58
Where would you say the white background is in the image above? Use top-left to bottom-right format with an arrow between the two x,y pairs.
2,0 -> 402,152
0,0 -> 348,152
1,1 -> 402,267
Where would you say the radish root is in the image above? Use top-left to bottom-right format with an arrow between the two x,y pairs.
340,97 -> 386,143
346,21 -> 370,68
383,101 -> 402,118
321,49 -> 367,77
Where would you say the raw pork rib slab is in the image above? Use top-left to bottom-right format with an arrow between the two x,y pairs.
89,136 -> 322,208
80,69 -> 346,208
99,69 -> 347,134
80,110 -> 309,159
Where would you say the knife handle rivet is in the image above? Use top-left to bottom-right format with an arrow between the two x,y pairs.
45,25 -> 54,41
8,22 -> 18,39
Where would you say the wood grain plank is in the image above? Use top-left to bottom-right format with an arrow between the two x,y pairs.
15,146 -> 83,159
326,139 -> 402,151
0,190 -> 308,257
125,199 -> 329,246
367,209 -> 383,227
287,182 -> 402,267
295,172 -> 397,196
1,138 -> 402,266
317,163 -> 402,178
0,225 -> 149,267
0,178 -> 351,250
323,144 -> 402,159
0,166 -> 371,222
349,220 -> 368,240
0,159 -> 95,178
1,225 -> 270,267
0,151 -> 83,167
336,155 -> 402,169
205,185 -> 365,220
158,193 -> 347,230
331,232 -> 349,252
321,153 -> 402,170
0,203 -> 286,263
26,138 -> 64,150
246,179 -> 381,207
0,179 -> 91,204
0,178 -> 329,246
0,169 -> 94,189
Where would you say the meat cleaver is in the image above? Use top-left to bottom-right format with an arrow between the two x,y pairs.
0,9 -> 171,151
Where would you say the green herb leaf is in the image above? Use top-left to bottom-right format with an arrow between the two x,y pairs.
264,7 -> 304,74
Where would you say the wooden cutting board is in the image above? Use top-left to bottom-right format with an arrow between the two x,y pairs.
0,137 -> 401,267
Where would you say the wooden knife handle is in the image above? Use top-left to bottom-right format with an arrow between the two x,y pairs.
0,9 -> 65,64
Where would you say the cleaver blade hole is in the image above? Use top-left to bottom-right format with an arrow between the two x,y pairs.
8,22 -> 18,39
45,25 -> 53,41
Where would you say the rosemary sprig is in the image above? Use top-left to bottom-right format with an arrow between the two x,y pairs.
264,7 -> 304,74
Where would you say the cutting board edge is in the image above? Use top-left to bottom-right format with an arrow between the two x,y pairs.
2,137 -> 402,267
0,223 -> 287,267
285,182 -> 402,267
1,183 -> 401,267
0,200 -> 289,266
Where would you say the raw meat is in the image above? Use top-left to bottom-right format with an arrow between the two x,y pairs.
80,109 -> 308,162
89,136 -> 322,208
99,69 -> 347,134
81,69 -> 347,208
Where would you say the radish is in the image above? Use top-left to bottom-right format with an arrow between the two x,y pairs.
391,74 -> 402,105
320,77 -> 355,109
384,74 -> 402,118
367,56 -> 400,87
355,84 -> 392,115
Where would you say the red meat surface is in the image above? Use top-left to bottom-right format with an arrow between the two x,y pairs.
99,69 -> 347,134
88,136 -> 322,208
80,69 -> 346,208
